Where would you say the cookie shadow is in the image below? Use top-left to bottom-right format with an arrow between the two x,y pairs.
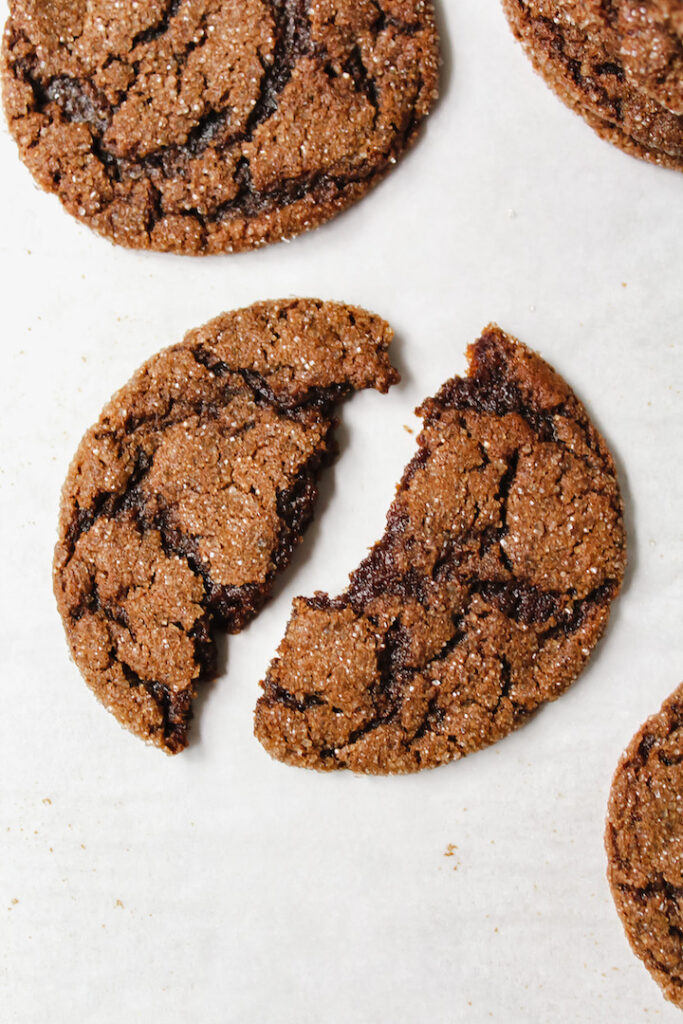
607,440 -> 636,599
188,632 -> 228,750
432,0 -> 453,105
385,323 -> 411,390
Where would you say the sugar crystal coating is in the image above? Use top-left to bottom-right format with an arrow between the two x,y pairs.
2,0 -> 440,252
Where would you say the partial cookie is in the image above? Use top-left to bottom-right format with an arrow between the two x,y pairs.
255,325 -> 626,774
2,0 -> 440,253
606,683 -> 683,1010
53,299 -> 398,753
501,0 -> 683,171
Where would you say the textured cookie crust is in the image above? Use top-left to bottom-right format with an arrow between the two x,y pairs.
501,0 -> 683,171
255,325 -> 626,774
53,299 -> 398,753
2,0 -> 440,253
606,684 -> 683,1010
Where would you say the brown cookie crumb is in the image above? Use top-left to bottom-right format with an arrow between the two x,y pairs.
2,0 -> 440,253
53,299 -> 398,753
501,0 -> 683,171
606,683 -> 683,1010
255,324 -> 626,774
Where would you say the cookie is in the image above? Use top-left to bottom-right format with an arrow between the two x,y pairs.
2,1 -> 440,254
606,683 -> 683,1010
53,299 -> 399,753
255,325 -> 626,774
501,0 -> 683,171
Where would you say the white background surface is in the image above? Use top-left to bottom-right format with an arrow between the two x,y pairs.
1,1 -> 682,1021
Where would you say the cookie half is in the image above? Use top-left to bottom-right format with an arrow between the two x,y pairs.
2,0 -> 440,253
255,325 -> 626,774
606,683 -> 683,1010
501,0 -> 683,171
53,299 -> 399,753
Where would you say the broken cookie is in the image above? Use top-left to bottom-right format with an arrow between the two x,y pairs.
255,324 -> 626,774
2,0 -> 440,252
53,299 -> 398,753
606,683 -> 683,1010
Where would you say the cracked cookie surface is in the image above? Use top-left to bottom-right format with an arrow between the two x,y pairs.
255,325 -> 626,774
501,0 -> 683,170
606,683 -> 683,1010
2,0 -> 440,253
53,299 -> 398,752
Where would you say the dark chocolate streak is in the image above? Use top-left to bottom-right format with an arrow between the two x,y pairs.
436,333 -> 561,439
11,0 -> 432,235
131,0 -> 184,49
121,659 -> 194,755
64,344 -> 344,747
260,331 -> 621,757
246,0 -> 313,130
540,10 -> 625,122
510,2 -> 626,124
192,344 -> 350,414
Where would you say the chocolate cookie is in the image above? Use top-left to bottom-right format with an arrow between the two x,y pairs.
606,683 -> 683,1010
53,300 -> 399,753
501,0 -> 683,171
2,0 -> 440,253
255,325 -> 626,774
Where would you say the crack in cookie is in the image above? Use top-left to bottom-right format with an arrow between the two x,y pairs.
2,0 -> 440,252
255,325 -> 626,774
53,299 -> 399,753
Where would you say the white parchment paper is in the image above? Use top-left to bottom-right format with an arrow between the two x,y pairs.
1,2 -> 682,1021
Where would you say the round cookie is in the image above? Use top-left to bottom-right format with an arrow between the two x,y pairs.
255,325 -> 626,774
53,299 -> 399,753
2,0 -> 440,253
606,683 -> 683,1010
501,0 -> 683,171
